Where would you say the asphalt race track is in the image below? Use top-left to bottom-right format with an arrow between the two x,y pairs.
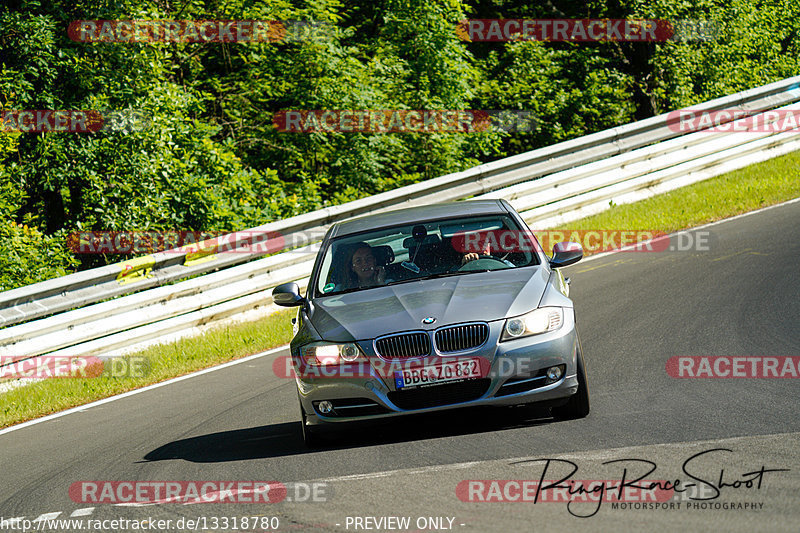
1,199 -> 799,532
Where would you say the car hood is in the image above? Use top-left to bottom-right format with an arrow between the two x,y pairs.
308,267 -> 551,342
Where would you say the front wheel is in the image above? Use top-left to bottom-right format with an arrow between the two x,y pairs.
300,404 -> 322,447
552,341 -> 590,420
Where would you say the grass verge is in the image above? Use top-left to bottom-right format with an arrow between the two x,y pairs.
0,309 -> 295,428
2,150 -> 799,429
558,150 -> 800,234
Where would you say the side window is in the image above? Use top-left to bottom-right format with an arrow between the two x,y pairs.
317,248 -> 335,293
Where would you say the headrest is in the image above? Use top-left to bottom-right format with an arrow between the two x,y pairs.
402,234 -> 442,249
372,245 -> 395,266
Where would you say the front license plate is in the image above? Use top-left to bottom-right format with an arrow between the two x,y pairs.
394,358 -> 482,389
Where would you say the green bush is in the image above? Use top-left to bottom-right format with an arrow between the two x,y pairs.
0,221 -> 78,292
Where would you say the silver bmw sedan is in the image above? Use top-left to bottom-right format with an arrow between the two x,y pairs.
273,199 -> 589,446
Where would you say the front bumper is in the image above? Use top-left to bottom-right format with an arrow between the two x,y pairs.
295,311 -> 580,427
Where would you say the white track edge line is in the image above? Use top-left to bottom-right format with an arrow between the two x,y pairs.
576,196 -> 800,264
0,345 -> 288,437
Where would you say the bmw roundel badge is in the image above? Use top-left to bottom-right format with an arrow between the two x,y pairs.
422,317 -> 436,324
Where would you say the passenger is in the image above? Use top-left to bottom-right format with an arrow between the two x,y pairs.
344,243 -> 386,289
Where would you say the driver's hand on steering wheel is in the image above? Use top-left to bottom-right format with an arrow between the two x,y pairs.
461,252 -> 482,265
461,241 -> 491,265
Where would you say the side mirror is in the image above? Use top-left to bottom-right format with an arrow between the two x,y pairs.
272,282 -> 305,307
549,241 -> 583,268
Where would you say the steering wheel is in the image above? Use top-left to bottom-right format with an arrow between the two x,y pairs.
455,255 -> 512,272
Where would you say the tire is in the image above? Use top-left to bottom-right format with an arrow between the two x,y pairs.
552,341 -> 590,420
300,404 -> 323,448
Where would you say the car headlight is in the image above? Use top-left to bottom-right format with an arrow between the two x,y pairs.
501,307 -> 564,341
300,342 -> 366,366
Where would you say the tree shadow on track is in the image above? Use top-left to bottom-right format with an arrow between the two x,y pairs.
142,405 -> 554,463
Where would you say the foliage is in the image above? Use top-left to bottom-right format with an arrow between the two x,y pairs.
0,0 -> 798,290
0,221 -> 78,292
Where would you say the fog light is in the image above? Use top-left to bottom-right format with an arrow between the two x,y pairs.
318,401 -> 334,414
547,366 -> 563,381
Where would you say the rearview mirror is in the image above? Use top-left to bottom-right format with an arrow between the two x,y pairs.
549,241 -> 583,268
272,282 -> 305,307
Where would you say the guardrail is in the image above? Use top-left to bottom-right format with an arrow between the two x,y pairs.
1,76 -> 799,365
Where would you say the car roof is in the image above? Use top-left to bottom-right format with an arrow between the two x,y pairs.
330,199 -> 511,238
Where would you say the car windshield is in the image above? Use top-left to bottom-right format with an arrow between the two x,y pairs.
314,214 -> 541,297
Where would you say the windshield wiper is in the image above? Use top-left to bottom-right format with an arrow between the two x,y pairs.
416,271 -> 469,281
385,266 -> 514,287
387,271 -> 470,286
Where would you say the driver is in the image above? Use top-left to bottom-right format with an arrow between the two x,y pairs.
461,240 -> 491,265
460,239 -> 515,267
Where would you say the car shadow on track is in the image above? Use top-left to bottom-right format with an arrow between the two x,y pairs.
142,406 -> 555,463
